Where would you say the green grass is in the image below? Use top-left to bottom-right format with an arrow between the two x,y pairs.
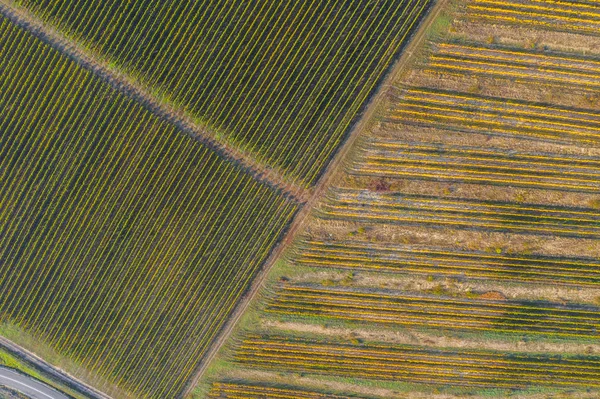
17,0 -> 435,185
0,322 -> 130,398
0,16 -> 296,399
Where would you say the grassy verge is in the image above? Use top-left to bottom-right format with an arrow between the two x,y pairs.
0,323 -> 132,399
0,344 -> 86,399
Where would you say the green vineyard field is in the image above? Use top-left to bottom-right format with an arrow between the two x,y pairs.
18,0 -> 434,185
4,0 -> 600,397
0,17 -> 296,398
196,1 -> 600,397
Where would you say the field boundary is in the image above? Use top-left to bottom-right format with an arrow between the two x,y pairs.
0,336 -> 110,399
180,0 -> 451,397
0,0 -> 307,203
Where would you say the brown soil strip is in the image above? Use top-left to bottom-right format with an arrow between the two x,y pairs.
263,320 -> 600,356
0,0 -> 307,203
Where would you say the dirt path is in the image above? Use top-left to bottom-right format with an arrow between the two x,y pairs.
0,0 -> 307,203
180,0 -> 451,397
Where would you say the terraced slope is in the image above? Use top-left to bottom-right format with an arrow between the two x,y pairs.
196,0 -> 600,398
16,0 -> 434,185
0,16 -> 297,399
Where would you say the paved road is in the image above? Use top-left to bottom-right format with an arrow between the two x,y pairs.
0,367 -> 70,399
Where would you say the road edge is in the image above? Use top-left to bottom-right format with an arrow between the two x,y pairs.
0,336 -> 111,399
0,366 -> 72,399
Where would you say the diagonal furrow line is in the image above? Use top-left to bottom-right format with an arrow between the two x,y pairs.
0,0 -> 308,203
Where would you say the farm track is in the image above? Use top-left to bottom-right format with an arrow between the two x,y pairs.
267,285 -> 600,338
297,240 -> 600,286
0,0 -> 307,203
236,335 -> 600,389
322,189 -> 600,238
181,0 -> 452,395
352,139 -> 600,193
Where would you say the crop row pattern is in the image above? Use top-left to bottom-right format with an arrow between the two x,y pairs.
352,138 -> 600,193
297,240 -> 600,286
427,42 -> 600,91
19,0 -> 434,185
235,335 -> 600,388
320,189 -> 600,238
268,285 -> 600,338
390,86 -> 600,144
467,0 -> 600,36
208,382 -> 358,399
0,18 -> 297,399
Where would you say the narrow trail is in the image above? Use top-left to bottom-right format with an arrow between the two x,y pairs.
180,0 -> 451,397
0,0 -> 308,204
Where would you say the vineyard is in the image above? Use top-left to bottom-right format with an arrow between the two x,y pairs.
0,16 -> 297,399
208,382 -> 361,399
235,335 -> 600,388
426,43 -> 600,92
297,240 -> 600,286
197,0 -> 600,398
321,189 -> 600,238
3,0 -> 600,397
390,87 -> 600,144
268,285 -> 600,338
15,0 -> 434,185
0,0 -> 442,396
352,139 -> 600,192
466,0 -> 600,35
